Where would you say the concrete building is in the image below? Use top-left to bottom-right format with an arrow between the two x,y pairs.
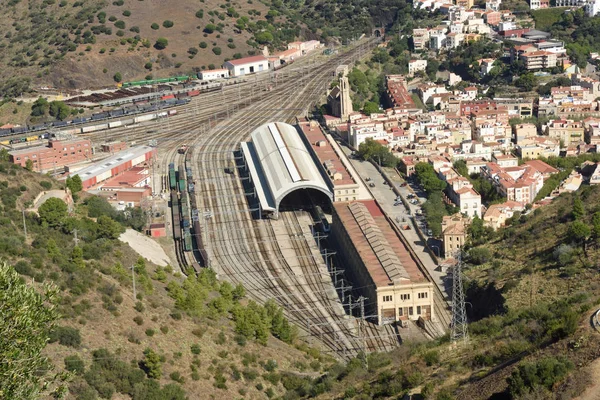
297,119 -> 361,202
442,214 -> 467,258
513,123 -> 538,144
483,201 -> 524,230
223,55 -> 269,76
68,146 -> 156,190
331,200 -> 434,325
408,59 -> 428,76
9,138 -> 92,172
198,68 -> 230,81
412,29 -> 430,50
385,75 -> 421,113
492,153 -> 518,168
456,0 -> 474,8
519,51 -> 557,70
586,0 -> 600,16
546,119 -> 585,146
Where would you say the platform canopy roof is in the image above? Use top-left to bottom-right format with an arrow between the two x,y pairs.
242,122 -> 332,214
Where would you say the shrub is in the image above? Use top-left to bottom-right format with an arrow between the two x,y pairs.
160,325 -> 169,334
212,47 -> 222,55
154,38 -> 168,50
196,9 -> 204,18
49,326 -> 81,347
40,181 -> 52,190
133,316 -> 144,326
199,41 -> 208,48
114,20 -> 125,29
190,343 -> 202,354
204,24 -> 216,33
145,328 -> 155,337
122,10 -> 131,16
64,355 -> 85,375
170,371 -> 185,383
507,357 -> 573,397
423,350 -> 440,366
151,23 -> 159,30
163,20 -> 174,28
135,301 -> 144,312
170,311 -> 182,320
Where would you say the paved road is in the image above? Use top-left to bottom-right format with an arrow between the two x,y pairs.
338,144 -> 450,300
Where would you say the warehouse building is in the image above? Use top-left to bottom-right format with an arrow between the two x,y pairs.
240,122 -> 333,219
331,200 -> 435,326
67,146 -> 156,190
223,55 -> 269,77
9,138 -> 92,172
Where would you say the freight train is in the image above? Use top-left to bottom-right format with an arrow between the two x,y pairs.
168,161 -> 208,268
184,149 -> 209,267
0,98 -> 191,146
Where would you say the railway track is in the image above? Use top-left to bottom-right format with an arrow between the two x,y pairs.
185,38 -> 410,358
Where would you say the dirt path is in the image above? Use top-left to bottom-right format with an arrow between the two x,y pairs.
574,358 -> 600,400
119,229 -> 174,267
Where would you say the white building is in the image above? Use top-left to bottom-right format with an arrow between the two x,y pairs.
586,0 -> 600,16
223,55 -> 269,77
198,68 -> 230,81
408,59 -> 428,76
429,34 -> 447,51
349,123 -> 388,149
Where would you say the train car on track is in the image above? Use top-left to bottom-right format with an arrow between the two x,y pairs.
315,205 -> 330,233
183,228 -> 192,252
168,163 -> 177,190
178,165 -> 186,193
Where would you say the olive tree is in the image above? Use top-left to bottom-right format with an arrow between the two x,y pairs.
0,263 -> 62,399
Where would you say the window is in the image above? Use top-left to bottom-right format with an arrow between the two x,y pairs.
383,295 -> 392,302
240,67 -> 245,75
258,64 -> 264,71
400,294 -> 410,301
417,306 -> 421,315
418,292 -> 428,299
409,307 -> 414,316
398,308 -> 403,316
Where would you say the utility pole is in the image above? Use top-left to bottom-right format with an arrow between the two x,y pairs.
358,296 -> 368,370
131,264 -> 137,300
451,251 -> 469,344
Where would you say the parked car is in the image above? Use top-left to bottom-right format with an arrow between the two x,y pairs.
365,177 -> 372,182
427,229 -> 433,237
369,183 -> 375,187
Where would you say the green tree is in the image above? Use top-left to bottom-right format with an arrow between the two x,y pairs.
25,159 -> 34,171
113,72 -> 122,83
97,216 -> 124,239
0,148 -> 9,161
30,97 -> 49,117
154,38 -> 168,50
414,162 -> 447,193
38,197 -> 68,228
204,24 -> 216,33
0,262 -> 61,399
572,195 -> 585,220
363,101 -> 379,114
141,348 -> 162,379
212,47 -> 222,55
592,211 -> 600,241
66,174 -> 83,193
64,355 -> 85,375
515,73 -> 538,91
453,160 -> 469,177
568,220 -> 591,243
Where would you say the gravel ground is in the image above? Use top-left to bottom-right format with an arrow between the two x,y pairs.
119,229 -> 173,267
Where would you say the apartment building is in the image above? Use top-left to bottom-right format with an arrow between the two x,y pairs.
408,59 -> 428,76
519,51 -> 557,70
545,119 -> 585,146
412,29 -> 430,50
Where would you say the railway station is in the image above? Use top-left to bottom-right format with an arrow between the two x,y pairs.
240,120 -> 437,328
240,121 -> 334,219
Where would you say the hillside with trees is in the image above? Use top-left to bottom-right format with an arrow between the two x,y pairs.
0,0 -> 397,97
0,157 -> 333,399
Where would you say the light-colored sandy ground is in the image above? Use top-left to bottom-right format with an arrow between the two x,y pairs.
119,228 -> 173,267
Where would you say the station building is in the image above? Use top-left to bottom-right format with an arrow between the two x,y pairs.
331,200 -> 435,325
297,118 -> 362,202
